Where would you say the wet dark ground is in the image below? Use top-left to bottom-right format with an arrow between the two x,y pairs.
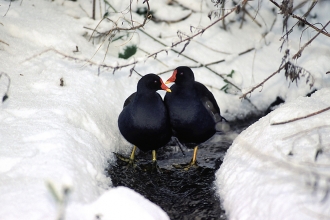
107,117 -> 260,220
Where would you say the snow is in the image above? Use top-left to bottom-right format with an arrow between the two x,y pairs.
0,0 -> 330,219
67,186 -> 170,220
216,88 -> 330,219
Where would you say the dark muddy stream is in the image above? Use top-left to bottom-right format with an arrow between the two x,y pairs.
107,117 -> 260,219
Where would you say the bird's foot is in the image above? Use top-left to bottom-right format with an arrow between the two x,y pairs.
140,161 -> 162,173
114,153 -> 137,169
173,160 -> 198,171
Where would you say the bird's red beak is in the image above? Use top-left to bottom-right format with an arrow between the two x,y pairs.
160,79 -> 171,92
165,69 -> 177,84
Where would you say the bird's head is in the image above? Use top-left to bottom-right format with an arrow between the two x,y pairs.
166,66 -> 195,86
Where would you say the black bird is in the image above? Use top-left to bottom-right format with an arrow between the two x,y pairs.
118,74 -> 172,166
164,66 -> 222,168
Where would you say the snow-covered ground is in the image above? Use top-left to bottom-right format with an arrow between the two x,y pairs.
216,88 -> 330,220
0,0 -> 330,219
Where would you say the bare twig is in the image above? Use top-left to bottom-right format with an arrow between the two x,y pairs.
205,47 -> 255,67
221,0 -> 226,30
271,106 -> 330,125
86,0 -> 247,85
0,39 -> 9,46
170,0 -> 248,53
22,48 -> 132,70
241,1 -> 328,99
269,0 -> 330,38
137,47 -> 168,67
292,20 -> 330,60
0,72 -> 11,102
242,6 -> 262,27
192,40 -> 231,54
4,0 -> 11,17
152,12 -> 192,24
294,0 -> 317,17
98,0 -> 246,62
92,0 -> 96,20
129,0 -> 133,25
156,47 -> 255,75
240,64 -> 286,99
239,2 -> 247,29
87,0 -> 151,62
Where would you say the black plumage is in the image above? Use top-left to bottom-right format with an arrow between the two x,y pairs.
118,74 -> 172,164
164,66 -> 222,167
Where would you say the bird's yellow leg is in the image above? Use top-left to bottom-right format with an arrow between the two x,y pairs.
129,145 -> 137,162
173,146 -> 199,170
114,146 -> 137,168
150,150 -> 162,173
152,150 -> 157,163
189,146 -> 198,166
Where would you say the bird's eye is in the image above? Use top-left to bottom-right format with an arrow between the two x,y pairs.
180,72 -> 183,75
154,80 -> 158,84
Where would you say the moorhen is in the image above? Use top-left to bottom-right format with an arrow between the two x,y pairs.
118,74 -> 172,167
164,66 -> 222,169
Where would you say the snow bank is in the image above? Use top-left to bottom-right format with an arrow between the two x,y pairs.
216,88 -> 330,219
0,0 -> 168,219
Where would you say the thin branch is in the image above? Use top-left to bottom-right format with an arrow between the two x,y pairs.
0,39 -> 9,46
240,64 -> 286,99
137,47 -> 168,67
156,47 -> 255,76
21,48 -> 139,72
98,0 -> 102,19
177,40 -> 190,56
205,47 -> 255,67
170,0 -> 248,51
292,20 -> 330,60
269,0 -> 330,38
0,72 -> 11,102
129,0 -> 133,26
271,106 -> 330,125
4,0 -> 11,17
222,0 -> 227,30
152,12 -> 192,24
87,0 -> 151,62
92,0 -> 96,20
242,6 -> 262,27
241,3 -> 328,99
95,0 -> 151,33
120,0 -> 247,64
192,40 -> 231,54
86,0 -> 247,89
239,2 -> 247,29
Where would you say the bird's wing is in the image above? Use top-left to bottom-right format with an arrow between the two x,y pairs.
123,92 -> 136,108
195,82 -> 222,122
